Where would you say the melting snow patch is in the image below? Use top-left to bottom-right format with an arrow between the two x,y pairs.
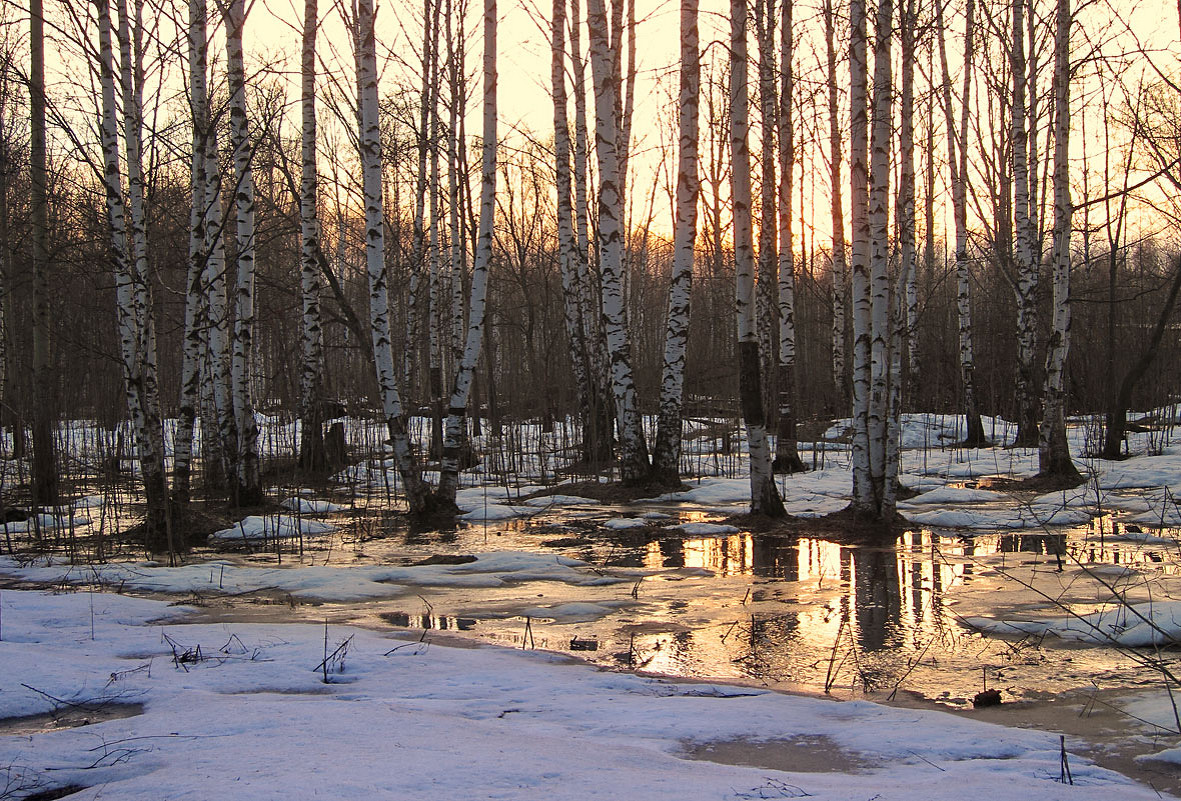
603,517 -> 649,530
963,601 -> 1181,647
208,515 -> 335,545
670,522 -> 739,536
280,497 -> 345,513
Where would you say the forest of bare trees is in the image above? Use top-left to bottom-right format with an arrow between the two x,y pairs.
2,0 -> 1181,538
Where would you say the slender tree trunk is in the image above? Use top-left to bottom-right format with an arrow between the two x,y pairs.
773,0 -> 804,474
897,0 -> 916,408
298,0 -> 327,473
100,0 -> 173,551
754,0 -> 778,421
225,0 -> 261,505
848,0 -> 873,512
435,0 -> 495,506
587,0 -> 650,485
866,0 -> 894,515
29,0 -> 56,506
652,0 -> 699,486
731,0 -> 786,517
552,0 -> 592,468
570,0 -> 614,463
937,0 -> 985,448
173,0 -> 209,504
1038,0 -> 1078,480
1012,0 -> 1040,447
356,0 -> 430,512
824,0 -> 847,405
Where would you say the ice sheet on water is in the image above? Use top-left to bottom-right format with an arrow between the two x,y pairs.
964,600 -> 1181,647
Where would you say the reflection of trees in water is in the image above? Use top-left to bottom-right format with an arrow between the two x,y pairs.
851,547 -> 902,652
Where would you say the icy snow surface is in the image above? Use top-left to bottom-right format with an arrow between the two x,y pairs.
0,589 -> 1168,801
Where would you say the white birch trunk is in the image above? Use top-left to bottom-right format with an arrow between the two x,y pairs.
298,0 -> 326,472
848,0 -> 873,512
356,0 -> 429,512
866,0 -> 893,513
1012,0 -> 1040,447
174,0 -> 208,503
898,0 -> 916,406
936,0 -> 985,448
435,0 -> 496,505
1038,0 -> 1078,479
824,0 -> 846,399
100,0 -> 171,547
225,0 -> 261,504
552,0 -> 594,464
754,0 -> 777,407
731,0 -> 784,517
587,0 -> 649,484
774,0 -> 804,474
652,0 -> 699,486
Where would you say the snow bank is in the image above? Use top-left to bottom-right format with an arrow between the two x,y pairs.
0,588 -> 1162,801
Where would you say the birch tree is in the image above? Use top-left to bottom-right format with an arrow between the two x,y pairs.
731,0 -> 785,516
298,0 -> 327,473
848,0 -> 873,512
587,0 -> 649,485
824,0 -> 847,399
1012,0 -> 1040,447
1037,0 -> 1079,479
651,0 -> 699,486
172,0 -> 209,503
225,0 -> 262,505
355,0 -> 430,512
866,0 -> 896,514
97,0 -> 172,549
434,0 -> 495,506
773,0 -> 805,473
936,0 -> 986,447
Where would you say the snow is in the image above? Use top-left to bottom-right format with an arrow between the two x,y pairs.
671,522 -> 740,536
522,494 -> 602,507
207,514 -> 335,545
0,552 -> 627,601
280,496 -> 345,513
963,601 -> 1181,647
603,517 -> 650,529
0,588 -> 1167,801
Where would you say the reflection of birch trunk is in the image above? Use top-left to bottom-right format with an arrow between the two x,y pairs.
731,0 -> 785,517
1038,0 -> 1078,479
298,0 -> 326,473
435,0 -> 496,506
587,0 -> 649,484
774,0 -> 804,474
652,0 -> 699,486
356,0 -> 429,512
226,0 -> 261,504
